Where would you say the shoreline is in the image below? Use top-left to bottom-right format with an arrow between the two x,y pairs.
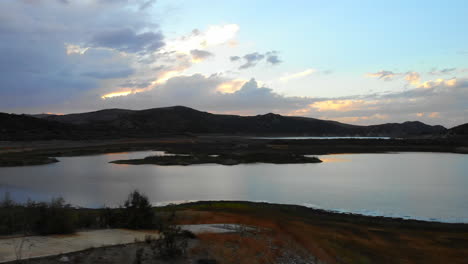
156,200 -> 468,224
164,200 -> 468,227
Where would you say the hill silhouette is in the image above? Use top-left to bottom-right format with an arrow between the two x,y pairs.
0,106 -> 450,140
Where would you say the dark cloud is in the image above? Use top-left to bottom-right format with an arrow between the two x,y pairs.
90,28 -> 164,53
240,52 -> 265,69
190,49 -> 213,61
139,0 -> 156,10
231,51 -> 282,69
82,68 -> 135,79
119,79 -> 153,88
0,0 -> 162,109
265,51 -> 282,65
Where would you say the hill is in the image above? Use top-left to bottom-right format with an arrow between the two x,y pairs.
448,123 -> 468,137
0,106 -> 449,140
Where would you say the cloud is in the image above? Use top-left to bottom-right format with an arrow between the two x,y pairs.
310,100 -> 375,112
95,73 -> 468,127
404,71 -> 421,86
90,28 -> 164,53
217,79 -> 248,93
280,69 -> 316,82
82,68 -> 135,79
429,68 -> 457,75
265,51 -> 282,65
190,49 -> 214,62
139,0 -> 156,10
0,0 -> 162,108
366,70 -> 399,81
231,51 -> 282,70
94,75 -> 316,114
306,77 -> 468,126
163,24 -> 239,54
239,52 -> 265,69
418,78 -> 456,89
366,69 -> 458,88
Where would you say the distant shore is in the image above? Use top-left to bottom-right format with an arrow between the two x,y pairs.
110,152 -> 322,166
0,136 -> 467,167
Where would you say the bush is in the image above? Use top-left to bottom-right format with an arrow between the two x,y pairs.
151,211 -> 189,259
26,197 -> 76,235
123,190 -> 156,229
0,193 -> 22,235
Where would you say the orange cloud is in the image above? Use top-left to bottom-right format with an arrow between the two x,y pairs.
101,88 -> 148,99
418,78 -> 456,88
405,72 -> 421,86
216,79 -> 247,93
366,70 -> 398,80
329,114 -> 389,124
310,100 -> 377,112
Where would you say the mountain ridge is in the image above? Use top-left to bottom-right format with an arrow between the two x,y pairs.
0,106 -> 458,140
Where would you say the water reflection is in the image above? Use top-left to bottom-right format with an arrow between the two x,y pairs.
0,152 -> 467,222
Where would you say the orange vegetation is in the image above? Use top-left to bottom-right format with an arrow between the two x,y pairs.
173,206 -> 468,264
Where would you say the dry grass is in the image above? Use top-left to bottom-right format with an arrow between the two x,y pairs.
173,206 -> 468,264
190,230 -> 315,264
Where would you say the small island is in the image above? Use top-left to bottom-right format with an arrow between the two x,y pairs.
110,152 -> 322,166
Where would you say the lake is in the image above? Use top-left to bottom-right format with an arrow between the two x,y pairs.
248,136 -> 392,140
0,152 -> 467,223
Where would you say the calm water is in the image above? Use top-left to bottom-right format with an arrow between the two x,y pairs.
249,136 -> 391,140
0,152 -> 467,223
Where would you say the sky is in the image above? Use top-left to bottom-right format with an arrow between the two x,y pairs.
0,0 -> 467,127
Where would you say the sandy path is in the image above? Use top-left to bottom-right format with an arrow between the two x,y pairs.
0,229 -> 159,263
0,224 -> 245,263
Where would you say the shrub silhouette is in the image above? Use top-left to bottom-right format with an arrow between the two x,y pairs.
26,197 -> 76,235
123,190 -> 156,229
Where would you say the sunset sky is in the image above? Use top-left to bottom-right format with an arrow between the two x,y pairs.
1,0 -> 467,127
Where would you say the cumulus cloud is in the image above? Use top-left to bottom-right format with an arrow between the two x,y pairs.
231,51 -> 282,69
404,71 -> 421,86
83,75 -> 317,114
163,24 -> 239,54
294,76 -> 468,126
